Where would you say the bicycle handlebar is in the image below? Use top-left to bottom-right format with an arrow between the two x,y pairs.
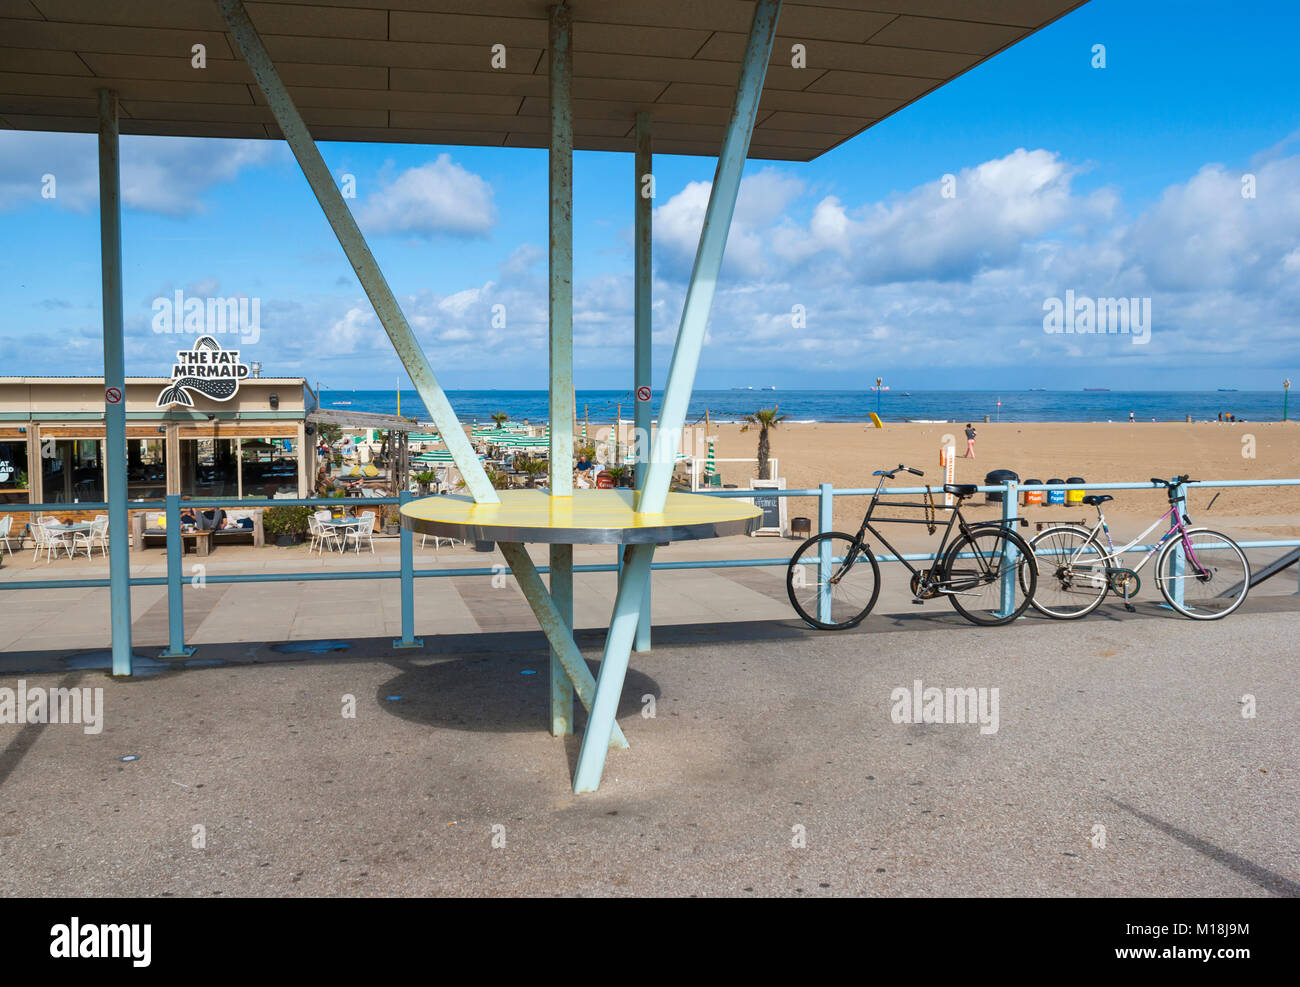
873,464 -> 925,479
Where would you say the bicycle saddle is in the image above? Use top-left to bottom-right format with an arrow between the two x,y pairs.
943,483 -> 978,497
1082,495 -> 1113,506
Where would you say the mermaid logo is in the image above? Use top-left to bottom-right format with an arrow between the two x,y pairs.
156,335 -> 250,408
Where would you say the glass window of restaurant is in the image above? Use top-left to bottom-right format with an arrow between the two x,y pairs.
127,438 -> 167,501
241,437 -> 298,498
40,439 -> 104,503
0,439 -> 30,505
179,438 -> 239,498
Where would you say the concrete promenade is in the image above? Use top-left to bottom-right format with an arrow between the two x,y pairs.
0,529 -> 1296,896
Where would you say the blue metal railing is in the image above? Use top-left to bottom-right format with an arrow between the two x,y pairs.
2,477 -> 1299,667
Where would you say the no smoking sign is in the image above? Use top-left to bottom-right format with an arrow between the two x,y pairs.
105,387 -> 123,404
636,386 -> 651,402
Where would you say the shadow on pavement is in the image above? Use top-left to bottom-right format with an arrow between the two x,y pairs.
1111,797 -> 1300,897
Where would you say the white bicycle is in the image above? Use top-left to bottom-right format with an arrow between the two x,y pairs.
1024,475 -> 1250,621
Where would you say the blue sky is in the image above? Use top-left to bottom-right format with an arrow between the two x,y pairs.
2,0 -> 1298,391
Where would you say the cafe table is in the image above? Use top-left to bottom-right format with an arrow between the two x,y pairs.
43,520 -> 95,558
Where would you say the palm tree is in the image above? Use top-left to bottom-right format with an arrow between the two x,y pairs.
741,405 -> 786,479
491,411 -> 509,430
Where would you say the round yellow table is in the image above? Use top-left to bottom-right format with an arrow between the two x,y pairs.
400,488 -> 761,544
400,488 -> 761,792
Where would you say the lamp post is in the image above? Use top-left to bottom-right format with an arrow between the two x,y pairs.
1285,379 -> 1291,422
875,377 -> 883,418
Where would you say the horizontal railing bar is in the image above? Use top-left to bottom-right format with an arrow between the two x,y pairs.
7,538 -> 1299,592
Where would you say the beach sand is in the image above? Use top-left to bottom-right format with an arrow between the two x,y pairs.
692,421 -> 1300,536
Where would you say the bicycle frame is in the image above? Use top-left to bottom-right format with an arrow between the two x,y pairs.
1058,501 -> 1209,579
841,473 -> 1000,592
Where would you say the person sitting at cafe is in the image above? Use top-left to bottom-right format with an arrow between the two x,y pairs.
179,507 -> 229,530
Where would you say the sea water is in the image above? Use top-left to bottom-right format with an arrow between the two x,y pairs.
319,389 -> 1285,425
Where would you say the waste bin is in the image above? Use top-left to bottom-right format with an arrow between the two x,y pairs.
1046,478 -> 1066,505
1023,479 -> 1044,507
984,469 -> 1018,504
1066,476 -> 1086,504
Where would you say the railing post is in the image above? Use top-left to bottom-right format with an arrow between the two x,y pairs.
392,491 -> 423,649
818,482 -> 833,623
158,493 -> 194,659
999,479 -> 1019,617
1169,477 -> 1187,610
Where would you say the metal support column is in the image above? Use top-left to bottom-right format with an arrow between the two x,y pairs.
216,0 -> 497,504
1170,479 -> 1187,609
633,112 -> 653,652
548,1 -> 574,496
547,2 -> 576,728
635,0 -> 782,515
98,89 -> 133,676
392,489 -> 423,648
573,542 -> 656,793
158,494 -> 195,659
548,543 -> 574,734
499,541 -> 627,749
998,479 -> 1019,617
818,482 -> 833,623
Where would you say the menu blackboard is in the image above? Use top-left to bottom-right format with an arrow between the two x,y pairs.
753,492 -> 781,530
747,478 -> 786,535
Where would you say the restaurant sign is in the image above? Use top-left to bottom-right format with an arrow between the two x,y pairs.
156,335 -> 250,408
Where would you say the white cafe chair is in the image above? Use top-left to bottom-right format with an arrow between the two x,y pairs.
78,515 -> 109,558
33,518 -> 71,564
344,511 -> 375,554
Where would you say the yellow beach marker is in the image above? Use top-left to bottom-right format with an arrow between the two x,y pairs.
869,412 -> 883,429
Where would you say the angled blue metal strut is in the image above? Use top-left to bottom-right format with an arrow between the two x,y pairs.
215,0 -> 497,505
572,0 -> 784,792
636,0 -> 783,516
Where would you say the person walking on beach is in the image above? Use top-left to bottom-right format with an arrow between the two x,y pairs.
963,423 -> 977,458
1129,410 -> 1135,423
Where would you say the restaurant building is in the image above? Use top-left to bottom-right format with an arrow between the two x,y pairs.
0,375 -> 317,523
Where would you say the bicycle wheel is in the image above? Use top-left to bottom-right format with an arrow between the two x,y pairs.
786,532 -> 881,630
1155,528 -> 1250,620
942,527 -> 1037,626
1025,525 -> 1109,619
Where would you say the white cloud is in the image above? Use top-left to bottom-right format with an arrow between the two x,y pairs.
0,131 -> 277,215
356,154 -> 497,237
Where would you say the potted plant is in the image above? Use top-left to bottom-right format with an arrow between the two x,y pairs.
382,505 -> 401,535
413,470 -> 438,496
516,455 -> 548,488
263,505 -> 312,546
606,464 -> 631,488
491,411 -> 509,430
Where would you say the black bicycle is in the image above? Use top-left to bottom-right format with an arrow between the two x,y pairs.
786,464 -> 1038,629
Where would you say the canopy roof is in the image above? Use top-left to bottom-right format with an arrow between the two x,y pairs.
1,0 -> 1086,161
